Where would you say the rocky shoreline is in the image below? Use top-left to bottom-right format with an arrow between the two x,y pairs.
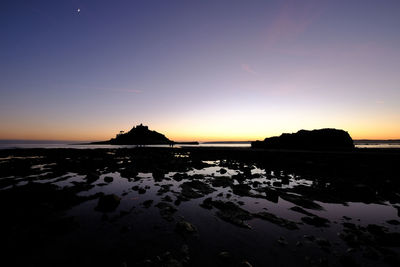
0,147 -> 399,266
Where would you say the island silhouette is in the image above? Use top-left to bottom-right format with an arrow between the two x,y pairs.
252,128 -> 354,150
92,124 -> 198,146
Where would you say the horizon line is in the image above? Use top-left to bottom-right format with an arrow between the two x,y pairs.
1,138 -> 400,143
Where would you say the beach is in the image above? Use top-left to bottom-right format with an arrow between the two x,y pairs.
0,147 -> 399,267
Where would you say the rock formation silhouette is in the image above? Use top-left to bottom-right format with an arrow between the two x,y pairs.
252,128 -> 354,150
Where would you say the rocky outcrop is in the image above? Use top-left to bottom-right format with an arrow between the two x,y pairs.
94,124 -> 172,145
252,128 -> 354,150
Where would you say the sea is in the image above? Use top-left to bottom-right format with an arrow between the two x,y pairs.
0,140 -> 399,149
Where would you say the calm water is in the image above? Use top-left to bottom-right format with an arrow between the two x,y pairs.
0,140 -> 399,149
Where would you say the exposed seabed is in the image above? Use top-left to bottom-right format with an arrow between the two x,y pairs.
0,147 -> 399,267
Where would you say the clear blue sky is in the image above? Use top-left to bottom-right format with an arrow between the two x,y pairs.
1,0 -> 400,141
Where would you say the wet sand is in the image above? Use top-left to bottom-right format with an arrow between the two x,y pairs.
0,147 -> 399,267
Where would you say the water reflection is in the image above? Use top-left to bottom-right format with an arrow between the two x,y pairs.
1,152 -> 399,266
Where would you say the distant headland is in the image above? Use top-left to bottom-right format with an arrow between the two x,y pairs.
92,124 -> 198,146
252,128 -> 354,150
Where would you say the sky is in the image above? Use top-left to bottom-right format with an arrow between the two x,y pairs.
1,0 -> 400,141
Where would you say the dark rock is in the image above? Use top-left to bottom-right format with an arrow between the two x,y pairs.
132,185 -> 139,191
162,195 -> 173,202
153,169 -> 166,182
232,184 -> 252,196
211,176 -> 232,188
254,212 -> 299,230
157,184 -> 172,195
172,172 -> 188,182
174,198 -> 181,206
200,197 -> 213,209
120,167 -> 138,179
86,172 -> 99,184
272,181 -> 282,187
155,202 -> 177,221
95,194 -> 121,212
280,194 -> 323,210
281,176 -> 290,185
189,174 -> 205,180
104,176 -> 113,183
142,199 -> 153,208
343,184 -> 378,203
219,168 -> 227,174
211,200 -> 252,228
301,216 -> 330,227
180,180 -> 215,199
242,167 -> 252,177
386,219 -> 400,225
252,128 -> 354,151
290,206 -> 316,217
138,187 -> 146,194
232,173 -> 246,183
261,187 -> 279,203
180,185 -> 203,199
175,220 -> 197,234
251,181 -> 261,188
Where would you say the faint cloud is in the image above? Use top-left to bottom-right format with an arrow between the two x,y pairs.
241,64 -> 258,75
270,82 -> 299,95
78,85 -> 143,94
112,88 -> 142,93
265,0 -> 322,47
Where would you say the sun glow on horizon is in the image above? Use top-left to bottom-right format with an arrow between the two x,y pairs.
1,121 -> 399,142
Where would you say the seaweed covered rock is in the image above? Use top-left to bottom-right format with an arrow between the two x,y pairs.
252,128 -> 354,151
